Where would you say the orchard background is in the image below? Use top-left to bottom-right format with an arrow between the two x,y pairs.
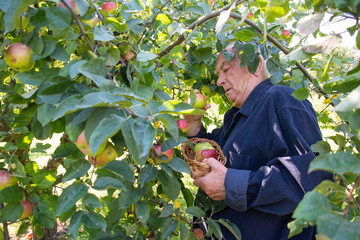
0,0 -> 360,239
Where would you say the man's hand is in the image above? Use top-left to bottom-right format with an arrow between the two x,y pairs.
193,157 -> 228,201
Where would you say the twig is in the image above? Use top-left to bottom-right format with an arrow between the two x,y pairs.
343,174 -> 360,220
89,0 -> 104,24
60,0 -> 96,53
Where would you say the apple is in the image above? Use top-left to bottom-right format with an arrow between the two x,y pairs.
88,143 -> 117,167
247,12 -> 254,20
194,142 -> 214,153
177,119 -> 189,133
82,15 -> 98,28
0,170 -> 17,191
195,148 -> 217,162
193,93 -> 207,109
4,43 -> 34,72
206,0 -> 215,6
20,199 -> 34,219
192,228 -> 204,239
125,50 -> 136,61
281,30 -> 291,38
201,85 -> 215,97
75,130 -> 107,157
59,0 -> 79,14
154,145 -> 174,162
102,1 -> 117,14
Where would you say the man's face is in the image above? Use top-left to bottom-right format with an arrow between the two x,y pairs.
215,48 -> 254,108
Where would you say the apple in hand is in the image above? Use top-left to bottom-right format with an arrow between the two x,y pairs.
194,142 -> 214,153
102,1 -> 117,14
193,93 -> 207,109
154,145 -> 174,162
20,199 -> 34,219
5,43 -> 34,72
59,0 -> 79,14
75,130 -> 106,157
177,119 -> 189,133
0,170 -> 17,191
82,15 -> 98,28
194,142 -> 217,162
281,30 -> 291,38
88,143 -> 117,167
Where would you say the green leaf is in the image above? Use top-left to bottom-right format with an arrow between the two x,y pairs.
303,35 -> 342,54
217,219 -> 242,240
82,211 -> 107,231
77,92 -> 132,109
53,142 -> 77,159
180,223 -> 189,240
159,203 -> 173,218
106,46 -> 121,66
100,160 -> 135,182
186,206 -> 205,218
94,25 -> 115,41
309,152 -> 360,175
296,13 -> 325,36
78,59 -> 110,87
316,212 -> 360,240
311,141 -> 331,154
118,182 -> 145,209
93,176 -> 125,190
192,47 -> 212,63
161,218 -> 178,240
62,159 -> 91,183
292,88 -> 310,101
69,211 -> 84,239
334,85 -> 360,112
89,114 -> 128,156
46,6 -> 72,28
0,185 -> 25,203
136,51 -> 157,62
157,171 -> 181,201
155,114 -> 179,140
167,157 -> 191,174
135,201 -> 150,224
2,0 -> 35,33
0,202 -> 23,221
234,29 -> 254,42
56,182 -> 88,216
181,188 -> 194,207
139,164 -> 158,188
265,1 -> 290,23
293,191 -> 331,223
121,118 -> 155,165
32,169 -> 57,189
207,219 -> 223,240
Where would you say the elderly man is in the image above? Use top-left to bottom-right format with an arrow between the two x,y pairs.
185,43 -> 332,240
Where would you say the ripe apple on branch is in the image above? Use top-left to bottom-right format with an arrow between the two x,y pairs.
0,170 -> 17,191
153,145 -> 174,163
20,199 -> 34,219
4,42 -> 35,72
88,143 -> 117,168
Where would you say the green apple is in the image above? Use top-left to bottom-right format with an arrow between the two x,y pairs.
88,143 -> 117,167
0,170 -> 17,191
4,43 -> 34,72
193,93 -> 207,109
194,142 -> 214,153
82,15 -> 98,28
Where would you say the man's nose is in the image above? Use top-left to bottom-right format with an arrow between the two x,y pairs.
217,73 -> 225,86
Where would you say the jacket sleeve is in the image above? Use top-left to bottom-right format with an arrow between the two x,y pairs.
224,105 -> 332,215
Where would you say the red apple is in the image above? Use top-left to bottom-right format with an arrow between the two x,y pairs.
4,43 -> 34,72
206,0 -> 215,6
82,15 -> 98,28
247,12 -> 254,20
20,199 -> 34,219
281,30 -> 291,38
195,148 -> 217,162
59,0 -> 79,14
154,145 -> 174,162
75,130 -> 106,157
88,143 -> 117,167
193,93 -> 207,109
0,170 -> 17,191
194,142 -> 214,153
192,228 -> 204,239
102,1 -> 117,14
177,119 -> 189,133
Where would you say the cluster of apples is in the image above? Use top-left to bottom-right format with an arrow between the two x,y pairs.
177,92 -> 207,133
0,170 -> 34,219
75,130 -> 117,168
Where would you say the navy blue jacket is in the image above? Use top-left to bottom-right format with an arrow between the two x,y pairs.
192,79 -> 332,240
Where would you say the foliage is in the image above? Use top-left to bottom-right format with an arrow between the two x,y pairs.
0,0 -> 359,239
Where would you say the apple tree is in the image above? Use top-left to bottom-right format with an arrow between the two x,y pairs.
0,0 -> 359,239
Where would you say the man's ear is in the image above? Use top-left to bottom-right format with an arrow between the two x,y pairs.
253,55 -> 263,77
